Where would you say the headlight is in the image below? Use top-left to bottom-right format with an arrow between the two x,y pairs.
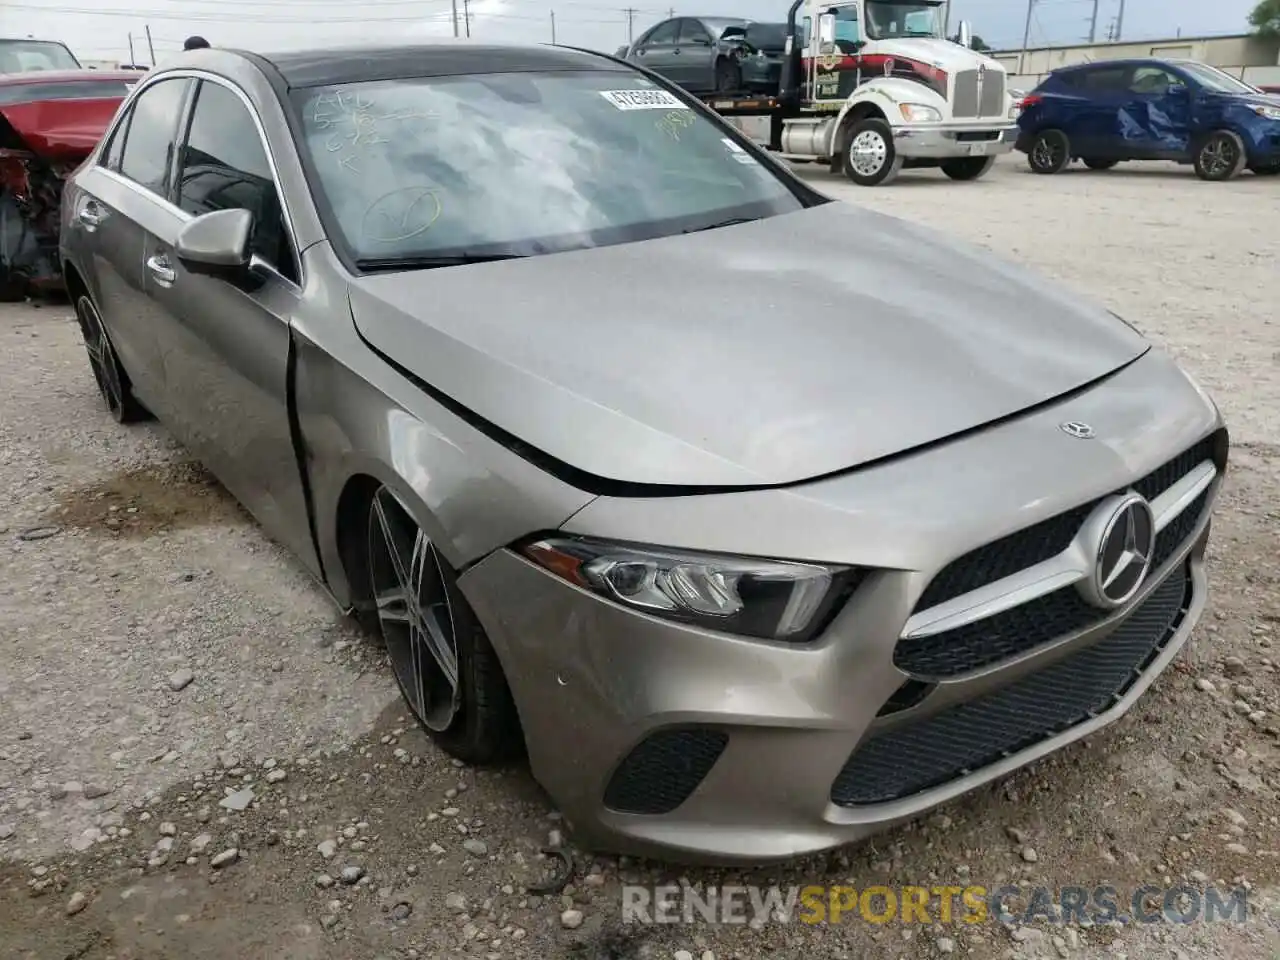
1251,104 -> 1280,120
522,536 -> 862,643
899,103 -> 942,123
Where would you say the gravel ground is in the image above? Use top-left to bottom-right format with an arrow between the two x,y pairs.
2,157 -> 1279,960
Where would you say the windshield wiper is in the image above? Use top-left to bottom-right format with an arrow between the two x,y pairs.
355,253 -> 526,272
682,217 -> 761,235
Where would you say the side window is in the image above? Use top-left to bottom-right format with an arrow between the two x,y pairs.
118,78 -> 189,195
101,111 -> 130,172
1078,66 -> 1129,92
1129,66 -> 1179,94
832,6 -> 861,46
645,20 -> 680,45
176,80 -> 297,284
679,20 -> 712,46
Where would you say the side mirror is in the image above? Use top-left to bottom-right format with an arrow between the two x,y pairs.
957,21 -> 972,48
818,13 -> 836,45
174,208 -> 254,281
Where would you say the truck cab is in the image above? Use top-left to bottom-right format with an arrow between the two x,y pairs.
766,0 -> 1018,184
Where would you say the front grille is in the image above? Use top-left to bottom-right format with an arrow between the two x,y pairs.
897,435 -> 1216,680
832,565 -> 1190,807
603,728 -> 727,815
952,70 -> 978,118
979,72 -> 1006,117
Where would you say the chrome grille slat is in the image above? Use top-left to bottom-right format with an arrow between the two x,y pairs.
952,69 -> 978,118
979,72 -> 1005,117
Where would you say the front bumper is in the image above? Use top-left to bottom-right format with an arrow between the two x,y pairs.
893,122 -> 1019,159
460,351 -> 1225,864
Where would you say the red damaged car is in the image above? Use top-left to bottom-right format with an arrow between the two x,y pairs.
0,66 -> 138,299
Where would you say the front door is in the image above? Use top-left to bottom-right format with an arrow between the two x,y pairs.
674,18 -> 715,90
1124,64 -> 1193,159
631,20 -> 682,84
1066,64 -> 1133,160
144,78 -> 320,576
71,76 -> 193,418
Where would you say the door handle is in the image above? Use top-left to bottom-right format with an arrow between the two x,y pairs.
146,253 -> 176,287
78,203 -> 104,230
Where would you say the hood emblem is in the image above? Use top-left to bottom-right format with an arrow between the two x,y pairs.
883,58 -> 895,77
1059,421 -> 1095,439
978,63 -> 987,79
1077,494 -> 1156,610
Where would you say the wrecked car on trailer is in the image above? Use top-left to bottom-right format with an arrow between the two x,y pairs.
0,70 -> 136,299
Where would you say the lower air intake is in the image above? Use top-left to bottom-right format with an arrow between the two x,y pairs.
603,727 -> 728,815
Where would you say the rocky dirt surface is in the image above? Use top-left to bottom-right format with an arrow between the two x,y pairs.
2,159 -> 1279,960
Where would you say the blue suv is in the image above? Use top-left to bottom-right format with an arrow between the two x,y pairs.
1016,58 -> 1280,181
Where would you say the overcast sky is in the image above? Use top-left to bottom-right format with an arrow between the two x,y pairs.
0,0 -> 1261,66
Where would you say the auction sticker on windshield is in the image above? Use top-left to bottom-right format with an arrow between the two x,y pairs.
600,89 -> 688,110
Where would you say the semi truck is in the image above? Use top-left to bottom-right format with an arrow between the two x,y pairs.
696,0 -> 1019,186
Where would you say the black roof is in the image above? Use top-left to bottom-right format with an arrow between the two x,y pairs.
248,42 -> 623,88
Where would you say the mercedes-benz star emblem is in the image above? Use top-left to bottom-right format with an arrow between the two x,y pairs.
1059,421 -> 1096,439
1076,493 -> 1156,610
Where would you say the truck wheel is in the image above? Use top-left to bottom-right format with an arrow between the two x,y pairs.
1027,130 -> 1070,174
1083,158 -> 1118,170
842,118 -> 903,187
1193,130 -> 1246,181
941,156 -> 996,181
714,57 -> 742,93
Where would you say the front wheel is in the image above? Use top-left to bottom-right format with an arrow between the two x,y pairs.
714,57 -> 742,94
842,118 -> 903,186
941,156 -> 996,181
366,486 -> 522,764
1026,129 -> 1070,174
1194,130 -> 1246,181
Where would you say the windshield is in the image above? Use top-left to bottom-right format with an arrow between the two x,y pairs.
865,1 -> 944,40
1175,61 -> 1258,95
0,40 -> 81,73
292,70 -> 804,264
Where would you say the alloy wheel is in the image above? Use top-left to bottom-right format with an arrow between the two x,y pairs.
1200,135 -> 1237,179
76,295 -> 125,419
368,487 -> 461,732
1031,136 -> 1064,171
849,130 -> 888,177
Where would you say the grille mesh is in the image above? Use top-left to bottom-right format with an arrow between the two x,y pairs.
952,70 -> 978,117
979,71 -> 1006,117
832,565 -> 1190,807
602,728 -> 728,815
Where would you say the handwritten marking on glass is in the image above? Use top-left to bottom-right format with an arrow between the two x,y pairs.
310,90 -> 440,175
361,186 -> 442,244
656,109 -> 696,141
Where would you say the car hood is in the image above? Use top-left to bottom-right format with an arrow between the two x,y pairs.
348,202 -> 1148,489
0,98 -> 123,162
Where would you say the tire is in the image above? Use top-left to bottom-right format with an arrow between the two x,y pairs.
941,156 -> 996,181
74,293 -> 149,423
841,117 -> 903,186
0,267 -> 25,302
366,486 -> 522,765
714,57 -> 742,94
1083,158 -> 1118,171
1026,129 -> 1070,174
1193,130 -> 1247,182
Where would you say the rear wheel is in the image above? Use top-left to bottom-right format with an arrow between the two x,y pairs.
1083,158 -> 1118,170
714,57 -> 742,93
1193,130 -> 1246,181
941,156 -> 996,181
366,486 -> 522,764
841,118 -> 903,186
75,293 -> 149,423
1027,129 -> 1070,174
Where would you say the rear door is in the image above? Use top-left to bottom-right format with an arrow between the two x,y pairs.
1123,64 -> 1193,158
1061,64 -> 1133,159
630,20 -> 681,83
67,76 -> 193,418
142,77 -> 320,575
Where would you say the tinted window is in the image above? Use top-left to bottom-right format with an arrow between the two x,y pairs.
0,40 -> 80,73
644,21 -> 680,45
0,80 -> 132,106
101,116 -> 128,171
1076,67 -> 1129,92
1129,66 -> 1179,94
680,20 -> 712,45
177,81 -> 295,282
118,78 -> 189,195
1176,61 -> 1255,94
292,71 -> 803,264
